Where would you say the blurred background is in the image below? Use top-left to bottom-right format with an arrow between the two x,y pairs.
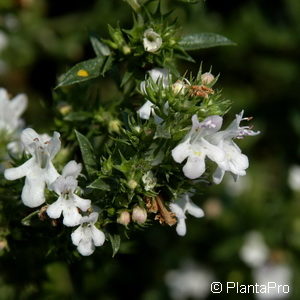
1,0 -> 300,299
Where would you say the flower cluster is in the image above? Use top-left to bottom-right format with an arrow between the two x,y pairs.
4,128 -> 105,256
172,111 -> 260,183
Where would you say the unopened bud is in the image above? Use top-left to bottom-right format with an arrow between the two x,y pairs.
122,45 -> 131,55
201,72 -> 215,85
58,104 -> 72,115
128,179 -> 138,190
172,80 -> 187,95
108,119 -> 121,134
117,210 -> 131,226
132,206 -> 147,224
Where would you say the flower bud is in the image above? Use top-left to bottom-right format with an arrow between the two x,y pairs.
108,119 -> 121,134
201,72 -> 215,85
132,206 -> 147,224
117,210 -> 131,226
122,45 -> 131,55
143,28 -> 162,53
128,179 -> 138,190
172,80 -> 187,95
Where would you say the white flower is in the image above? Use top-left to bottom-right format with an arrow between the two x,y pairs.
47,160 -> 91,227
71,212 -> 105,256
143,28 -> 162,53
0,88 -> 27,134
165,260 -> 214,300
210,111 -> 260,184
240,231 -> 269,268
201,72 -> 215,85
138,68 -> 170,120
172,114 -> 225,179
253,263 -> 292,300
288,165 -> 300,191
169,193 -> 204,236
4,128 -> 60,207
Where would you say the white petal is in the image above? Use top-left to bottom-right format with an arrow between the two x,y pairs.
137,100 -> 154,119
186,200 -> 204,218
62,204 -> 82,227
148,68 -> 169,86
71,226 -> 84,246
46,196 -> 63,219
45,162 -> 60,187
4,157 -> 34,180
62,161 -> 82,178
73,194 -> 91,212
21,167 -> 46,207
47,131 -> 61,159
171,140 -> 190,163
10,93 -> 28,118
21,128 -> 40,151
88,212 -> 99,224
176,218 -> 187,236
77,239 -> 95,256
201,138 -> 224,164
169,202 -> 185,219
212,167 -> 225,184
182,154 -> 206,179
91,226 -> 105,246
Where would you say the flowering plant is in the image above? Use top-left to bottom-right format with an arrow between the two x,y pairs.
0,0 -> 259,257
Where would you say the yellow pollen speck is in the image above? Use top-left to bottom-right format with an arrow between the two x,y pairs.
77,69 -> 89,77
194,151 -> 202,156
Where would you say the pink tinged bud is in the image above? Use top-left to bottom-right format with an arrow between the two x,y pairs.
117,210 -> 131,226
201,72 -> 215,85
132,206 -> 147,224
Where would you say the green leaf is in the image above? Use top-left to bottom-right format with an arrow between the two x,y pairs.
88,178 -> 111,191
64,111 -> 92,122
75,130 -> 97,176
21,210 -> 39,226
109,234 -> 121,258
179,33 -> 236,50
56,57 -> 105,88
90,36 -> 111,56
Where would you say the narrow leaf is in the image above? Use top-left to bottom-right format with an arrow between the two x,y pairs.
88,178 -> 111,191
109,234 -> 121,258
56,57 -> 105,88
179,33 -> 236,50
75,130 -> 97,176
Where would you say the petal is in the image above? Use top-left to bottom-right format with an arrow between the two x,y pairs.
45,162 -> 60,187
171,140 -> 190,163
186,200 -> 204,218
77,239 -> 95,256
212,167 -> 225,184
169,202 -> 185,219
47,131 -> 61,159
21,128 -> 40,152
71,226 -> 84,246
201,138 -> 224,164
91,226 -> 105,246
46,196 -> 63,219
137,100 -> 154,120
73,194 -> 91,212
88,212 -> 99,224
62,161 -> 82,178
10,93 -> 28,119
4,157 -> 34,180
62,204 -> 82,227
148,68 -> 169,86
21,167 -> 46,207
176,218 -> 187,236
182,154 -> 206,179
